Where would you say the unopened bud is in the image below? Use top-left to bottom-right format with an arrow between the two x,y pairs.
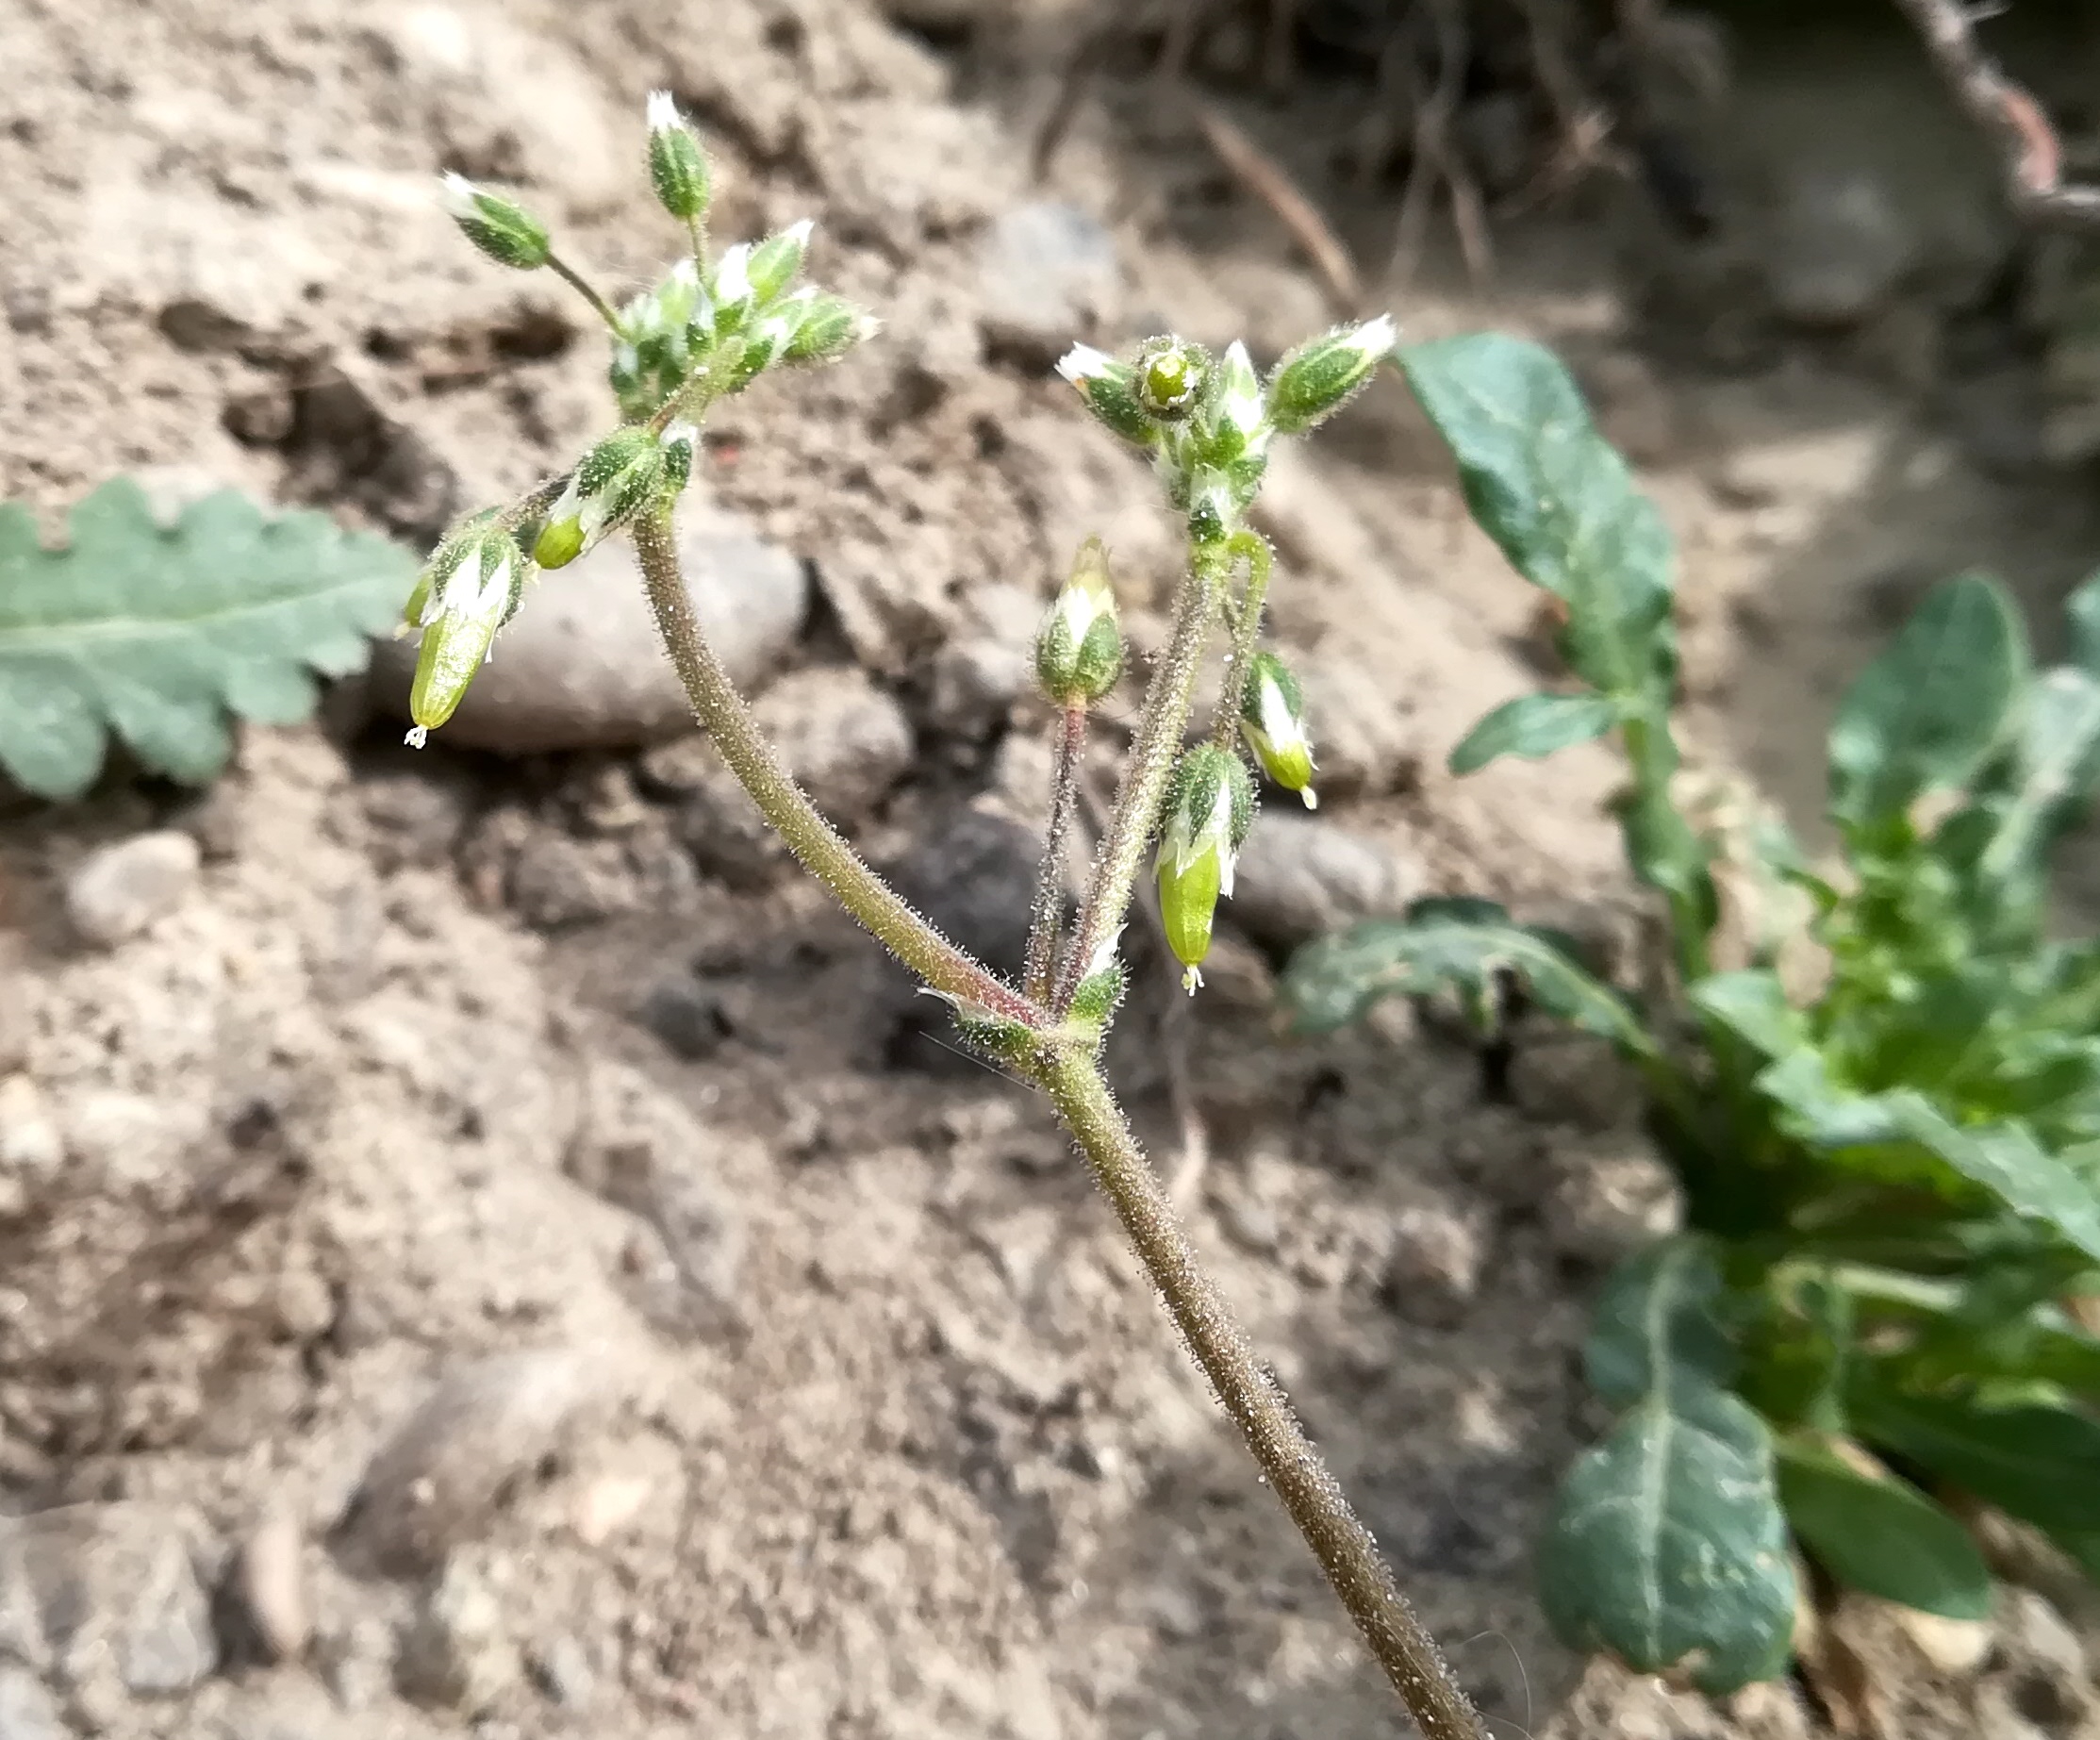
1067,928 -> 1128,1036
748,220 -> 814,304
405,516 -> 532,743
709,241 -> 755,323
1202,339 -> 1268,464
1267,315 -> 1397,434
1034,538 -> 1123,705
439,174 -> 551,271
1133,338 -> 1207,423
646,91 -> 712,224
1155,746 -> 1255,991
1186,467 -> 1237,544
532,426 -> 667,568
1240,651 -> 1316,807
784,293 -> 875,364
1055,345 -> 1156,447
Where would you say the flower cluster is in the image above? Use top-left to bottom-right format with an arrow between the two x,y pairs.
1056,318 -> 1395,547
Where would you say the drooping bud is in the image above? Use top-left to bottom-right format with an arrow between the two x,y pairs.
532,426 -> 667,569
1155,745 -> 1255,991
1067,929 -> 1128,1036
438,174 -> 551,271
646,91 -> 712,224
1202,339 -> 1268,464
1266,315 -> 1397,434
783,293 -> 876,364
1240,651 -> 1317,807
747,220 -> 814,305
1055,345 -> 1156,447
1133,337 -> 1208,423
1034,538 -> 1124,706
405,515 -> 533,744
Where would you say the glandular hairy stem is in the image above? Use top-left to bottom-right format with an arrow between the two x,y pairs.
1208,529 -> 1275,754
1055,539 -> 1228,1011
630,506 -> 1041,1027
547,253 -> 626,337
1026,704 -> 1089,1004
1038,1050 -> 1487,1740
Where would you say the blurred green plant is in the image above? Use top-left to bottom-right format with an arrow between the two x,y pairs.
1283,332 -> 2100,1690
0,481 -> 414,798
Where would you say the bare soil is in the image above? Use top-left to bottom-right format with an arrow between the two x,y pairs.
5,1 -> 2100,1737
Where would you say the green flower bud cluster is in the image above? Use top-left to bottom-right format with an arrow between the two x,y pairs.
1056,317 -> 1397,545
1034,538 -> 1124,707
1239,650 -> 1316,808
401,511 -> 534,745
1155,744 -> 1256,991
532,422 -> 697,572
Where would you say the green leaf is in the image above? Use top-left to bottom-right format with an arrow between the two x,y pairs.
1886,1097 -> 2100,1268
1756,1051 -> 1905,1152
1397,335 -> 1675,699
1448,691 -> 1620,775
1848,1381 -> 2100,1533
1540,1384 -> 1796,1693
2068,570 -> 2100,678
1693,971 -> 1809,1062
1971,668 -> 2100,887
0,480 -> 417,798
1828,573 -> 2027,835
1281,898 -> 1658,1056
1585,1236 -> 1738,1409
1775,1438 -> 1993,1619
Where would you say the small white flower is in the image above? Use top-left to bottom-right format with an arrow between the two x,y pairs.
438,172 -> 481,220
1217,340 -> 1264,433
646,90 -> 683,134
1056,344 -> 1116,386
1343,313 -> 1398,362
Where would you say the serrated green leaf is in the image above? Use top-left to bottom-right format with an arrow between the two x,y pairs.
1397,335 -> 1675,699
1586,1237 -> 1738,1407
1848,1380 -> 2100,1533
1540,1383 -> 1796,1693
1281,898 -> 1658,1055
0,480 -> 418,797
1693,971 -> 1808,1062
1448,691 -> 1620,774
1775,1438 -> 1993,1619
1828,573 -> 2027,835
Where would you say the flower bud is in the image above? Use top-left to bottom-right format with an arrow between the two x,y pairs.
1133,338 -> 1208,423
784,293 -> 875,364
1266,315 -> 1397,434
1186,467 -> 1237,545
1155,746 -> 1255,991
1055,345 -> 1156,447
1067,938 -> 1128,1036
708,242 -> 755,325
1034,538 -> 1124,705
646,91 -> 711,224
1240,651 -> 1316,807
1201,340 -> 1268,464
748,220 -> 814,305
532,426 -> 667,569
405,517 -> 532,744
439,174 -> 551,271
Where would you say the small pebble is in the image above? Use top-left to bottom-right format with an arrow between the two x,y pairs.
64,831 -> 202,947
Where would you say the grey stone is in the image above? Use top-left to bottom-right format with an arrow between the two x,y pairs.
1547,1143 -> 1684,1265
227,1503 -> 308,1665
635,978 -> 730,1061
358,773 -> 470,872
0,1665 -> 68,1740
928,637 -> 1030,740
1384,1205 -> 1484,1329
376,500 -> 808,753
63,832 -> 201,948
653,743 -> 792,890
978,202 -> 1122,368
396,1558 -> 516,1713
505,831 -> 637,930
0,1505 -> 217,1704
1228,814 -> 1422,952
338,1348 -> 628,1575
749,666 -> 914,825
527,1633 -> 596,1711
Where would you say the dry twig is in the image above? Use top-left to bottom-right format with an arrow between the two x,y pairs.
1889,0 -> 2100,227
1196,103 -> 1364,311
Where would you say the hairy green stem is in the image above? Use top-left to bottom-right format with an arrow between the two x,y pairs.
1207,529 -> 1275,753
1621,711 -> 1711,984
631,506 -> 1043,1027
1054,539 -> 1227,1011
1026,704 -> 1089,1004
547,253 -> 625,337
1039,1050 -> 1487,1740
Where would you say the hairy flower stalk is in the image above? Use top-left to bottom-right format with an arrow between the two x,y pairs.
417,112 -> 1479,1740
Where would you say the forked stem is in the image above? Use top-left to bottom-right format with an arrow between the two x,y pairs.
1207,529 -> 1275,753
630,506 -> 1041,1027
1038,1051 -> 1485,1740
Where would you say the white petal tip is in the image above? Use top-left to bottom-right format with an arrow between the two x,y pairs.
1055,343 -> 1114,386
1300,788 -> 1318,810
646,90 -> 682,132
1355,314 -> 1399,354
438,172 -> 478,216
785,218 -> 815,244
1182,967 -> 1203,995
405,725 -> 429,749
